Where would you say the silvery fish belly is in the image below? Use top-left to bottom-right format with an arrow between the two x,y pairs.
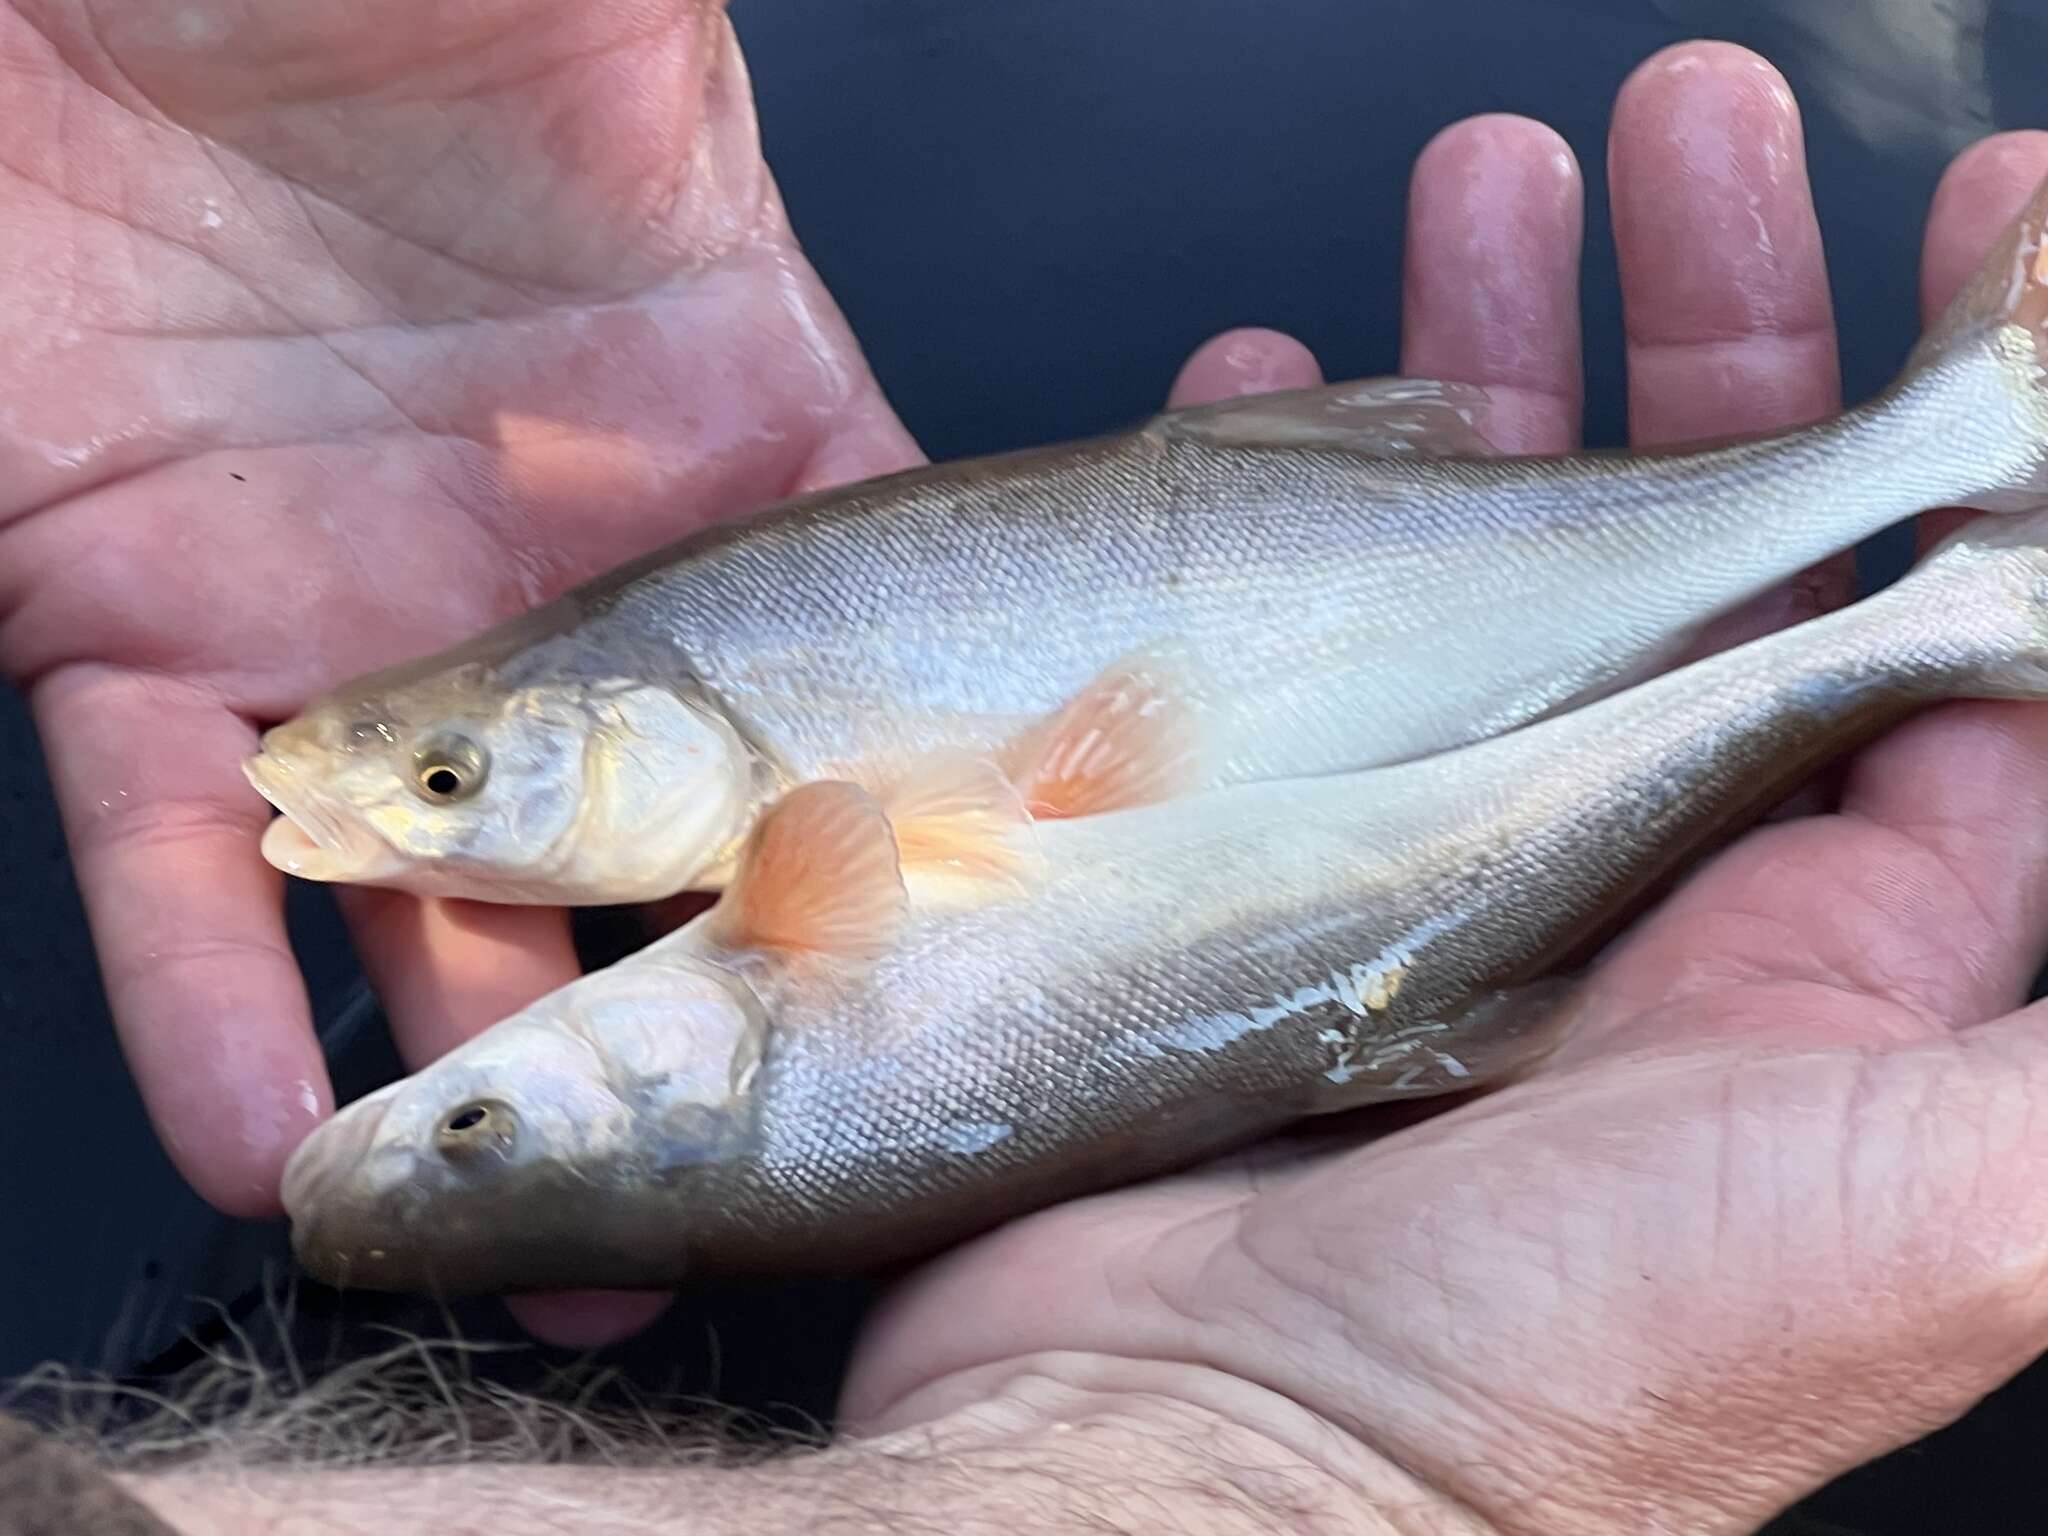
247,179 -> 2048,908
279,504 -> 2048,1295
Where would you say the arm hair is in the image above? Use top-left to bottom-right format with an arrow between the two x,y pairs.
8,1331 -> 1467,1535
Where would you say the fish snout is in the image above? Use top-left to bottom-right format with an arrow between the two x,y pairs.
280,1093 -> 386,1211
280,1097 -> 424,1288
244,750 -> 408,883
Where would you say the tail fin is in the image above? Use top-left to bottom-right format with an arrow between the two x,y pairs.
1902,171 -> 2048,513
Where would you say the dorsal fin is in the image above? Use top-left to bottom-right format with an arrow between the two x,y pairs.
709,782 -> 907,961
1156,376 -> 1496,458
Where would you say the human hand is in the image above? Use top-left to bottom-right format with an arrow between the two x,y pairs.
0,1 -> 921,1250
837,45 -> 2048,1533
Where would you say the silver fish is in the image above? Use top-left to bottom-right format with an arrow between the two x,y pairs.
282,504 -> 2048,1294
247,178 -> 2048,907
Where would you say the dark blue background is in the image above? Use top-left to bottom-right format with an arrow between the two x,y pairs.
6,2 -> 2045,1528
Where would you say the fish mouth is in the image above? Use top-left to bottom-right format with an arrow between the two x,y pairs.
243,752 -> 403,883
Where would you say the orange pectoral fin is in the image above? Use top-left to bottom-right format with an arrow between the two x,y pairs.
710,782 -> 908,962
880,751 -> 1044,894
1003,657 -> 1205,820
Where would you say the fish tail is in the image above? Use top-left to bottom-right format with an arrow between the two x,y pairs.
1902,170 -> 2048,513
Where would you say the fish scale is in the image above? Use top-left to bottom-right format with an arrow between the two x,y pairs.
253,175 -> 2048,908
618,352 -> 2038,792
267,175 -> 2048,1293
281,500 -> 2048,1290
625,513 -> 2048,1276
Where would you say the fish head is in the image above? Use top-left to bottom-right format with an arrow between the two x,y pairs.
244,656 -> 757,904
282,952 -> 768,1294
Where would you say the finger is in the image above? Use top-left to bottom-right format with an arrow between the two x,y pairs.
1401,113 -> 1584,454
1832,132 -> 2048,1023
32,666 -> 328,1218
1570,140 -> 2048,1042
340,891 -> 581,1070
1166,328 -> 1323,408
1915,132 -> 2048,557
1611,42 -> 1848,655
503,1288 -> 677,1349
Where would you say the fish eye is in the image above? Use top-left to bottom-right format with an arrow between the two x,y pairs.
411,734 -> 488,803
435,1098 -> 517,1164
